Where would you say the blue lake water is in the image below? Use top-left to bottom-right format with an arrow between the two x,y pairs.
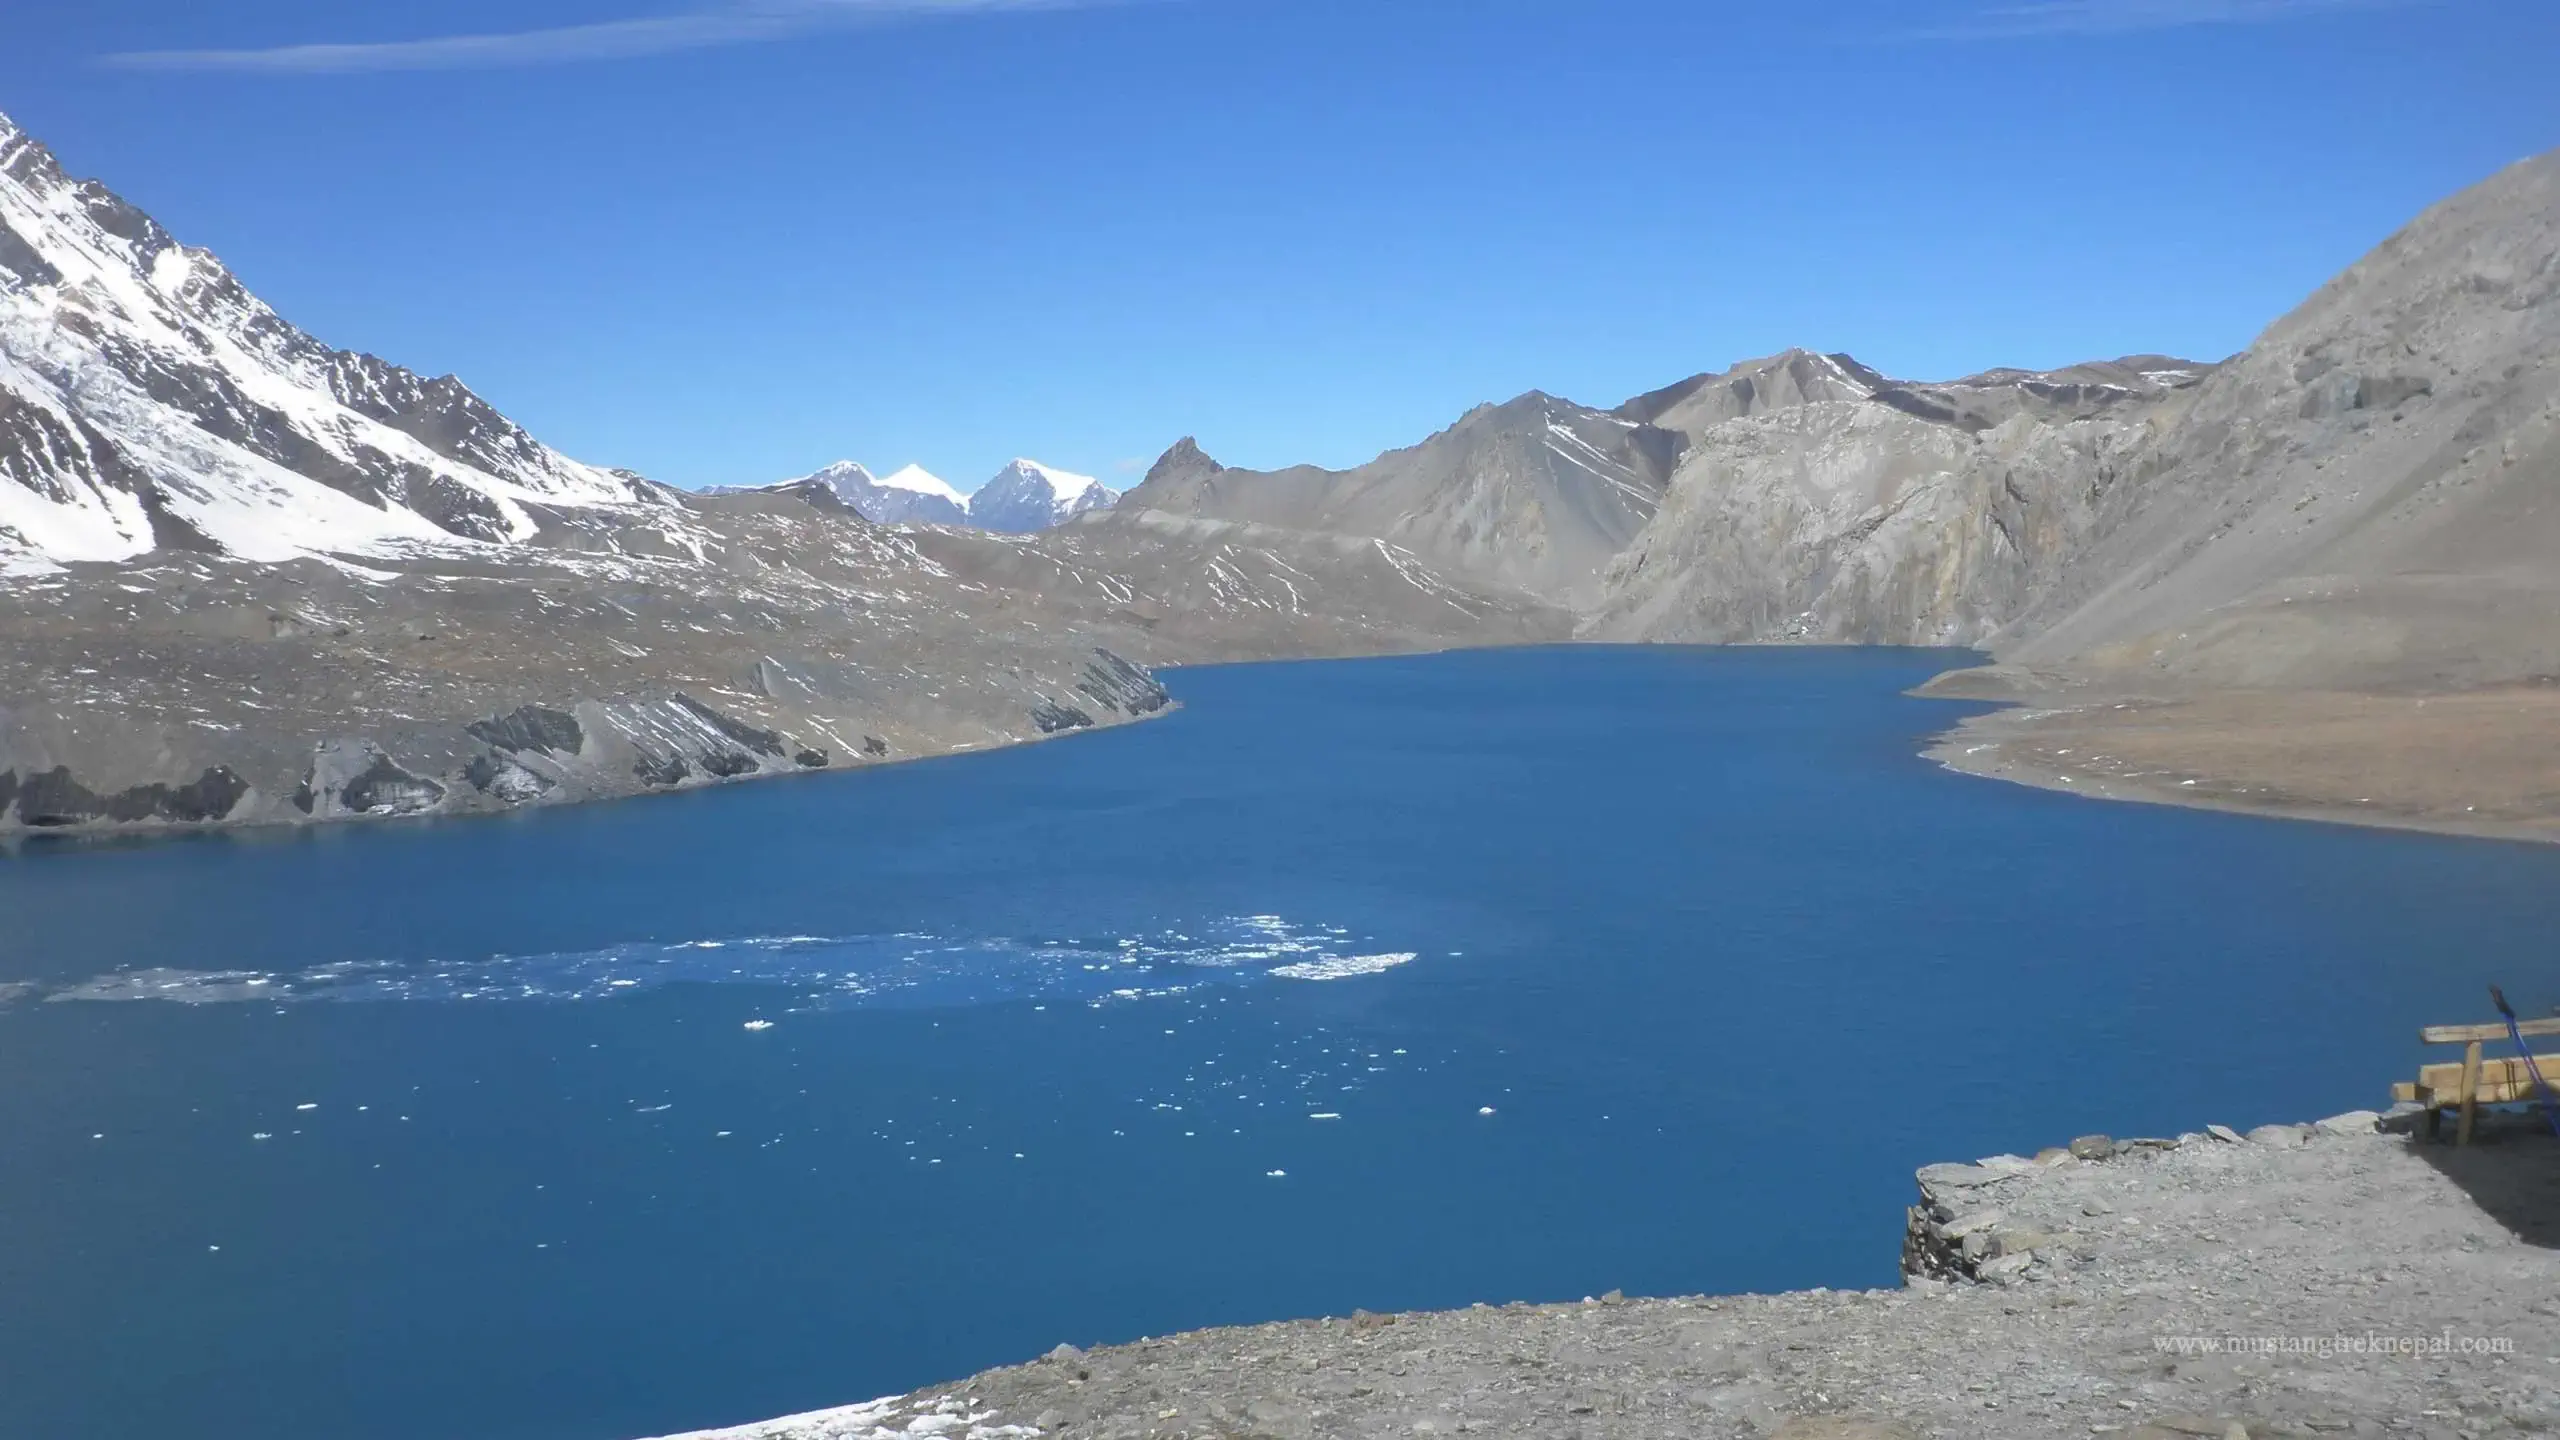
2,646 -> 2553,1440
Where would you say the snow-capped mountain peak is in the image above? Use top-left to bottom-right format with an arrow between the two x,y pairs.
967,458 -> 1116,533
714,460 -> 968,527
878,464 -> 969,505
806,460 -> 879,489
1004,458 -> 1107,503
0,107 -> 654,574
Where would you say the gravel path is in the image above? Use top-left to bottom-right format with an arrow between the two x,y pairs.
644,1110 -> 2560,1440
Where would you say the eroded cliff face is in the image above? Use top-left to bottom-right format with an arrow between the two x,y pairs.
1584,366 -> 2205,646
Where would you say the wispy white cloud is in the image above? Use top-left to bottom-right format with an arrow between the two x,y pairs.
1909,0 -> 2431,39
104,0 -> 1139,74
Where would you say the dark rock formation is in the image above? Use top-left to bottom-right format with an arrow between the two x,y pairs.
0,764 -> 249,826
1077,649 -> 1170,716
632,753 -> 692,788
338,754 -> 445,815
467,705 -> 585,757
1031,702 -> 1096,734
671,694 -> 787,758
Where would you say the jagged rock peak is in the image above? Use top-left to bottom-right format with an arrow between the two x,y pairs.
1142,437 -> 1224,489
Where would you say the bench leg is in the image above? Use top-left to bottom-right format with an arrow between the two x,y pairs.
2427,1105 -> 2444,1142
2458,1041 -> 2484,1147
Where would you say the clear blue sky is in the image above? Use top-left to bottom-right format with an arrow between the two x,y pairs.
4,1 -> 2553,491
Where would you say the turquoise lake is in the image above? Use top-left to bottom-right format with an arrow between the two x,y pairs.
1,646 -> 2549,1440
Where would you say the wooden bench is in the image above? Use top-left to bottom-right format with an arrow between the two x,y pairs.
2393,1016 -> 2560,1144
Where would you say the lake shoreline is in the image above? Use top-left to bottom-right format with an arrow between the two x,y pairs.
18,635 -> 2550,851
639,1108 -> 2560,1440
1921,683 -> 2560,849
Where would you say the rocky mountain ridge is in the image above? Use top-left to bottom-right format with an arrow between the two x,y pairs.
1116,390 -> 1684,606
1123,345 -> 2227,641
0,108 -> 1546,834
707,458 -> 1116,534
1128,146 -> 2556,696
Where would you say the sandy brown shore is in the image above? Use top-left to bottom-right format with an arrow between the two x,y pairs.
1921,677 -> 2560,846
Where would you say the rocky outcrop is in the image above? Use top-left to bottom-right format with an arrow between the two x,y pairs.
1075,649 -> 1168,717
0,761 -> 249,827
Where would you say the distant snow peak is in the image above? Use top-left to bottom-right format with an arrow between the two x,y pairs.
722,457 -> 1107,533
810,460 -> 879,487
878,464 -> 965,503
747,460 -> 966,527
967,458 -> 1116,534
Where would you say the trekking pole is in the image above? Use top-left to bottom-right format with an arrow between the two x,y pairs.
2490,985 -> 2560,1139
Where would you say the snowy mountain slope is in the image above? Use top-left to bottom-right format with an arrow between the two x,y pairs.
966,458 -> 1115,533
0,108 -> 660,575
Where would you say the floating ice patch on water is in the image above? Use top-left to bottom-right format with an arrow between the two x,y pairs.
36,917 -> 1424,1013
49,968 -> 288,1004
1267,952 -> 1418,982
